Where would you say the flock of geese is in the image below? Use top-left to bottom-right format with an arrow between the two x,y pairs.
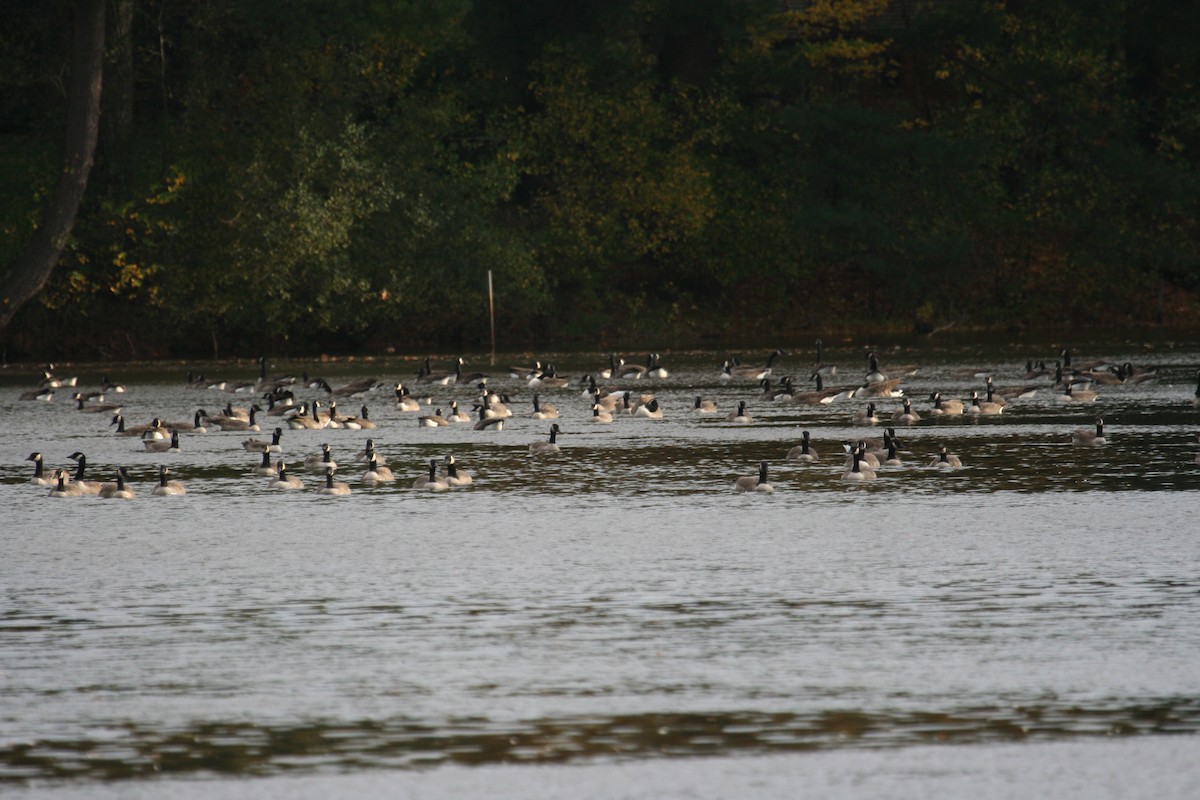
15,347 -> 1200,498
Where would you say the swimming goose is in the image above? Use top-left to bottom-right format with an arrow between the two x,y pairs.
1072,417 -> 1107,446
1023,360 -> 1051,380
419,409 -> 450,427
416,356 -> 455,385
285,402 -> 324,430
47,470 -> 81,497
144,429 -> 181,453
928,391 -> 964,415
726,401 -> 753,424
323,377 -> 379,398
348,405 -> 378,430
634,398 -> 664,419
929,446 -> 963,469
152,465 -> 187,495
616,357 -> 648,380
394,383 -> 421,412
263,392 -> 296,416
268,461 -> 305,490
529,363 -> 572,390
441,455 -> 474,487
725,350 -> 785,381
646,353 -> 669,379
841,446 -> 876,481
354,438 -> 387,465
590,403 -> 614,424
1116,362 -> 1157,384
165,410 -> 209,433
473,404 -> 505,430
529,423 -> 562,455
881,437 -> 903,467
691,396 -> 719,414
510,361 -> 542,380
315,466 -> 352,495
865,352 -> 887,384
412,458 -> 450,491
256,356 -> 298,390
19,386 -> 55,401
243,427 -> 283,453
1057,383 -> 1098,404
845,441 -> 880,470
892,398 -> 920,424
851,402 -> 880,425
98,468 -> 136,499
73,393 -> 122,413
251,447 -> 277,476
733,461 -> 774,493
66,452 -> 103,494
967,391 -> 1004,415
786,431 -> 820,463
762,376 -> 793,401
362,453 -> 396,485
812,338 -> 837,376
853,377 -> 905,398
530,395 -> 559,420
211,405 -> 261,431
26,452 -> 54,486
447,401 -> 471,423
304,443 -> 338,472
787,373 -> 841,405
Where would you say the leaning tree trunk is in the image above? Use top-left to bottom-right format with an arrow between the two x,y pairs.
0,0 -> 106,332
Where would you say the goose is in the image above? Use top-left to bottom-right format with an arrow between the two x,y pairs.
892,398 -> 920,424
251,447 -> 277,476
26,452 -> 54,486
304,443 -> 338,472
144,429 -> 181,453
263,390 -> 296,416
981,377 -> 1008,407
302,371 -> 327,390
691,396 -> 719,414
362,453 -> 396,485
1117,362 -> 1157,384
416,356 -> 455,384
441,454 -> 474,487
726,401 -> 753,424
841,446 -> 876,481
412,458 -> 449,491
447,401 -> 471,423
929,446 -> 963,469
394,383 -> 421,412
47,470 -> 81,497
152,465 -> 187,495
529,423 -> 562,455
73,393 -> 122,414
725,349 -> 785,381
285,402 -> 324,430
853,377 -> 905,398
66,452 -> 103,494
19,386 -> 55,401
786,431 -> 820,463
530,395 -> 559,420
590,403 -> 614,424
967,391 -> 1004,415
787,373 -> 841,405
928,392 -> 964,415
174,410 -> 209,433
322,400 -> 348,429
256,356 -> 298,390
268,461 -> 305,490
881,437 -> 903,467
452,358 -> 488,385
733,461 -> 774,493
1072,417 -> 1107,446
1057,384 -> 1098,404
529,363 -> 571,390
592,389 -> 622,412
646,353 -> 669,379
316,466 -> 352,496
812,338 -> 837,376
865,352 -> 887,384
348,405 -> 378,430
1023,360 -> 1051,380
39,366 -> 76,388
510,361 -> 542,380
324,377 -> 379,398
616,357 -> 648,380
845,441 -> 880,470
243,427 -> 283,453
473,404 -> 505,431
419,409 -> 450,427
354,438 -> 386,465
634,398 -> 664,419
98,468 -> 136,499
211,406 -> 261,431
479,387 -> 513,418
99,375 -> 127,393
851,402 -> 879,425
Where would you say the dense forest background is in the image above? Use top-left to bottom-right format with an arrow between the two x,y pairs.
2,0 -> 1198,359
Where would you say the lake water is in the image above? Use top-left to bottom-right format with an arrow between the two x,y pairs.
2,338 -> 1199,797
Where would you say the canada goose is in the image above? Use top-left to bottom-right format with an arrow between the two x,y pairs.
152,465 -> 187,495
144,429 -> 181,453
1057,384 -> 1098,404
419,409 -> 450,427
786,431 -> 820,463
211,405 -> 261,431
19,386 -> 55,401
786,373 -> 839,405
634,398 -> 664,419
592,389 -> 622,412
529,363 -> 571,390
304,443 -> 338,472
928,392 -> 964,415
812,338 -> 837,376
510,361 -> 542,380
263,393 -> 295,417
1023,360 -> 1051,380
725,349 -> 785,381
285,402 -> 323,430
646,353 -> 669,379
441,454 -> 474,487
452,358 -> 488,385
27,452 -> 54,486
590,403 -> 614,424
47,470 -> 81,497
851,402 -> 879,425
268,461 -> 305,490
929,446 -> 963,469
598,355 -> 619,380
853,377 -> 905,398
412,458 -> 449,491
169,410 -> 209,433
473,404 -> 505,430
761,377 -> 794,401
845,441 -> 880,470
349,405 -> 378,430
40,366 -> 76,388
66,452 -> 103,494
1072,417 -> 1107,446
362,453 -> 396,485
315,466 -> 352,496
881,436 -> 903,466
73,393 -> 122,414
529,423 -> 562,455
322,400 -> 347,429
479,387 -> 513,418
530,395 -> 559,420
691,396 -> 719,414
841,447 -> 876,481
394,383 -> 421,412
980,378 -> 1008,407
967,391 -> 1004,415
243,427 -> 283,453
417,356 -> 455,384
447,401 -> 471,423
733,461 -> 774,492
250,446 -> 277,476
865,352 -> 887,384
98,468 -> 136,499
616,357 -> 648,380
256,356 -> 298,390
1117,362 -> 1157,384
322,377 -> 379,398
892,398 -> 920,424
354,438 -> 386,465
726,401 -> 753,424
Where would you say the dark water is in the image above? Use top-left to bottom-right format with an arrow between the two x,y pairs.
2,340 -> 1199,792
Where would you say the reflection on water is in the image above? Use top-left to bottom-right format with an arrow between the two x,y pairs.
1,341 -> 1199,786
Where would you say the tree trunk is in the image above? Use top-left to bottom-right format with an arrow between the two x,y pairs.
0,0 -> 106,332
99,0 -> 134,190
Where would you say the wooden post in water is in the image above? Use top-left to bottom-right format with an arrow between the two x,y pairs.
487,270 -> 496,366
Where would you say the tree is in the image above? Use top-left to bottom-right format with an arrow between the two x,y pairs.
0,0 -> 105,332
